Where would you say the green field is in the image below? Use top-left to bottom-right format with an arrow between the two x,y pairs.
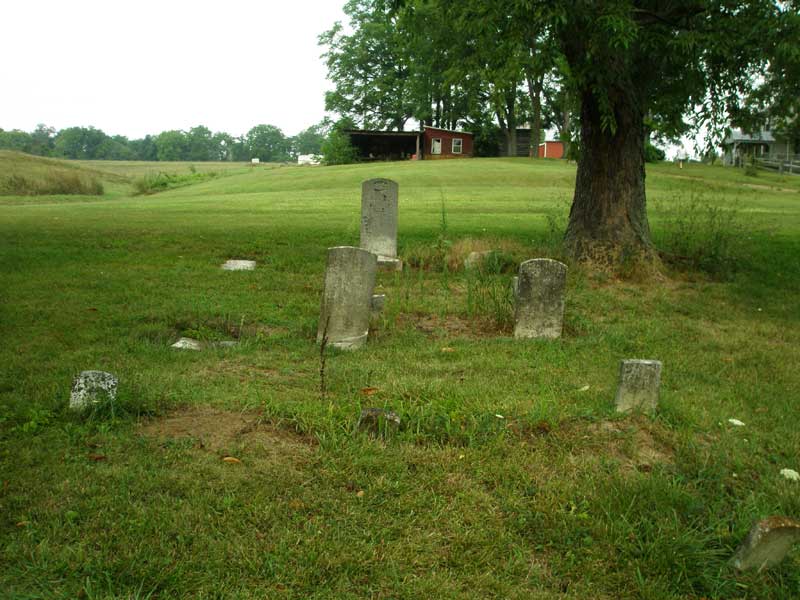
1,152 -> 799,599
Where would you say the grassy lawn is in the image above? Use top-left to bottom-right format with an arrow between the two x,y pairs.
1,153 -> 799,599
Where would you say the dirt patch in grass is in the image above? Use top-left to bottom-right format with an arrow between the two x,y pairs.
394,311 -> 509,338
138,407 -> 316,463
563,417 -> 675,474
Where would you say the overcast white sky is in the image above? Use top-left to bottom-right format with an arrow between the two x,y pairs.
0,0 -> 346,138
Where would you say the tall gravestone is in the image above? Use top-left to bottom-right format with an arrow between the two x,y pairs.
615,359 -> 662,413
513,258 -> 567,339
360,178 -> 401,270
317,246 -> 378,350
733,516 -> 800,571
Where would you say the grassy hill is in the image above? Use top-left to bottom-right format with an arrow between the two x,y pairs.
0,157 -> 798,598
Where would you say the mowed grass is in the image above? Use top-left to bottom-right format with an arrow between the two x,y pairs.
1,155 -> 799,599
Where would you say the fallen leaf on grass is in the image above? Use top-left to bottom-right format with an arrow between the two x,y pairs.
578,385 -> 590,392
356,490 -> 365,498
222,456 -> 242,464
728,419 -> 745,427
16,521 -> 30,527
441,347 -> 455,353
88,454 -> 107,462
360,387 -> 379,396
87,307 -> 98,312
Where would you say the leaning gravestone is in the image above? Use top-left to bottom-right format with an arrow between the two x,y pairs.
732,516 -> 800,571
317,246 -> 378,350
69,370 -> 118,411
615,359 -> 662,413
513,258 -> 567,339
360,178 -> 401,270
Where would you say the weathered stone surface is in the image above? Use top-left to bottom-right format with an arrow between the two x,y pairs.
615,359 -> 662,413
222,260 -> 256,271
172,337 -> 203,351
733,516 -> 800,571
358,407 -> 401,436
360,178 -> 399,261
512,276 -> 519,301
69,371 -> 118,411
317,246 -> 378,350
376,255 -> 403,271
513,258 -> 567,339
370,294 -> 386,316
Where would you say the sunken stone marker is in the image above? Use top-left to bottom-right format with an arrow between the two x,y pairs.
358,407 -> 401,437
222,260 -> 256,271
615,359 -> 662,413
360,178 -> 401,270
513,258 -> 567,339
732,516 -> 800,571
317,246 -> 378,350
69,370 -> 118,411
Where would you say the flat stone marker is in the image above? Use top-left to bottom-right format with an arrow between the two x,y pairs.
317,246 -> 378,350
615,359 -> 662,413
222,260 -> 256,271
733,516 -> 800,571
360,178 -> 401,270
513,258 -> 567,339
172,337 -> 203,351
70,371 -> 118,411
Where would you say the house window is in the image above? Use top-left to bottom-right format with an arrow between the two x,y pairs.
452,138 -> 463,154
431,138 -> 442,154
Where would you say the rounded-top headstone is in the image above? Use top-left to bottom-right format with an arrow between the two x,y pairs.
317,246 -> 378,350
513,258 -> 567,339
360,178 -> 399,260
69,370 -> 118,411
733,516 -> 800,571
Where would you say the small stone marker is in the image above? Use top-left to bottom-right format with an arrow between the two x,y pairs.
360,178 -> 401,270
358,407 -> 401,437
370,294 -> 386,317
513,258 -> 567,339
615,359 -> 662,413
69,371 -> 118,411
171,337 -> 203,351
222,260 -> 256,271
317,246 -> 378,350
732,516 -> 800,571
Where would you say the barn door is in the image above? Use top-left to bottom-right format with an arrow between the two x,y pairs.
432,138 -> 442,155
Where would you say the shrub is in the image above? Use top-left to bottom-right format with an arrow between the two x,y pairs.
132,171 -> 218,195
321,129 -> 359,165
645,142 -> 666,163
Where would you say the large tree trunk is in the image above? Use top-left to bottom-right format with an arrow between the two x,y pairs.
564,87 -> 657,267
526,69 -> 543,158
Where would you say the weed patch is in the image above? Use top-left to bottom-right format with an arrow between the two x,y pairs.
0,171 -> 103,196
132,170 -> 220,195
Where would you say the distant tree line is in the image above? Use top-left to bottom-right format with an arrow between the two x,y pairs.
0,122 -> 330,162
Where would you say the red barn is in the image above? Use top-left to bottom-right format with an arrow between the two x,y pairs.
422,126 -> 473,159
537,141 -> 565,159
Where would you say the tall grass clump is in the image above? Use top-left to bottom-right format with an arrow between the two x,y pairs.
133,170 -> 219,195
654,191 -> 749,279
0,171 -> 104,196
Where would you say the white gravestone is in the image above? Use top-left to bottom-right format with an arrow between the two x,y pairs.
69,371 -> 118,411
222,260 -> 256,271
360,178 -> 401,270
317,246 -> 378,350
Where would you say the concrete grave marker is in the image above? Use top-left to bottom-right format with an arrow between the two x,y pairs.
615,359 -> 662,413
360,178 -> 401,270
222,260 -> 256,271
69,371 -> 118,411
513,258 -> 567,339
172,337 -> 203,351
733,516 -> 800,571
317,246 -> 378,350
358,407 -> 401,437
370,294 -> 386,317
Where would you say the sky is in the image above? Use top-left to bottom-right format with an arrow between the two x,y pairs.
0,0 -> 346,139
